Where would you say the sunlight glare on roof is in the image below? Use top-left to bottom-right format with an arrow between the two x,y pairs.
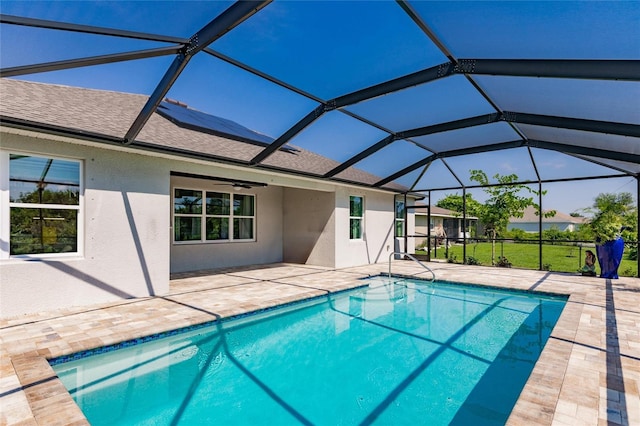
518,125 -> 638,156
575,158 -> 640,176
412,122 -> 520,153
529,148 -> 621,181
412,1 -> 640,59
475,77 -> 640,124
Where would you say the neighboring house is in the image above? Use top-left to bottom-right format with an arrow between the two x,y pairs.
413,204 -> 478,247
0,79 -> 416,317
508,206 -> 587,233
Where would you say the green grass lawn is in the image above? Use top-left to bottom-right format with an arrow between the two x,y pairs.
418,241 -> 638,277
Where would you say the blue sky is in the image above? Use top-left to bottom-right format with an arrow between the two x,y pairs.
1,1 -> 638,215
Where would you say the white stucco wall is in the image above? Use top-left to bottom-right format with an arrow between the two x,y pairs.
169,174 -> 284,273
282,188 -> 335,266
508,222 -> 576,233
334,187 -> 396,268
1,129 -> 407,317
1,132 -> 171,318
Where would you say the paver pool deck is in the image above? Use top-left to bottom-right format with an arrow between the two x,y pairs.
1,261 -> 639,425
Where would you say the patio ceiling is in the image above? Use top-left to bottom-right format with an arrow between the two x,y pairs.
1,0 -> 638,195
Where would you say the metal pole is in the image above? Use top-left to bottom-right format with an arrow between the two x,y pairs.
579,245 -> 583,271
404,192 -> 408,255
539,182 -> 543,271
463,187 -> 467,263
427,191 -> 432,261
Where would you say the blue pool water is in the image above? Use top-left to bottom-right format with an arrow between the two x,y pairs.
51,277 -> 567,425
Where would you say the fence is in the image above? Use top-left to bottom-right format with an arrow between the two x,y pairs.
415,237 -> 638,277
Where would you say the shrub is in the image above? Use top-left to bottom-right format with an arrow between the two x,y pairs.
505,229 -> 532,241
621,267 -> 634,277
542,227 -> 576,244
465,256 -> 481,265
496,256 -> 512,268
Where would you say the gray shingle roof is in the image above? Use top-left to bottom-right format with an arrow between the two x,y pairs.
414,203 -> 478,219
0,78 -> 406,190
509,205 -> 587,224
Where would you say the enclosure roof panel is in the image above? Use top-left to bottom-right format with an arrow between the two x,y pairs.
1,0 -> 637,194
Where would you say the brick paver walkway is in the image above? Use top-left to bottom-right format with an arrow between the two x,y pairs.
1,262 -> 639,425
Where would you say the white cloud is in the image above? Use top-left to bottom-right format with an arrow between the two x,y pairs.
501,162 -> 516,172
541,160 -> 567,170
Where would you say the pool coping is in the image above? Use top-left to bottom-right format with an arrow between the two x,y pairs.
2,262 -> 639,425
47,275 -> 569,366
48,283 -> 371,366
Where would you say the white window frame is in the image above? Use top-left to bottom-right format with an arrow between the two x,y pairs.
172,186 -> 256,244
349,195 -> 364,240
1,150 -> 84,259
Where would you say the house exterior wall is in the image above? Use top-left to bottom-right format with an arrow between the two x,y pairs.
1,132 -> 171,318
415,215 -> 443,248
169,174 -> 284,273
334,187 -> 396,268
282,188 -> 335,266
1,129 -> 406,317
508,222 -> 576,233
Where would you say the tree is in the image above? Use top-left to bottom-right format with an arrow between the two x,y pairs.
584,192 -> 636,242
469,170 -> 551,265
435,193 -> 483,217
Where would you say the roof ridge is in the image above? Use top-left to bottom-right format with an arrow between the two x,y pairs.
4,78 -> 151,99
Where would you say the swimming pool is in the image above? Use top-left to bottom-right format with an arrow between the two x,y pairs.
51,277 -> 567,425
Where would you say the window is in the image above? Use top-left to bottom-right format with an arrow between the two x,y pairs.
233,194 -> 254,240
173,188 -> 254,242
395,200 -> 405,237
206,191 -> 230,240
3,153 -> 81,257
349,196 -> 363,240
